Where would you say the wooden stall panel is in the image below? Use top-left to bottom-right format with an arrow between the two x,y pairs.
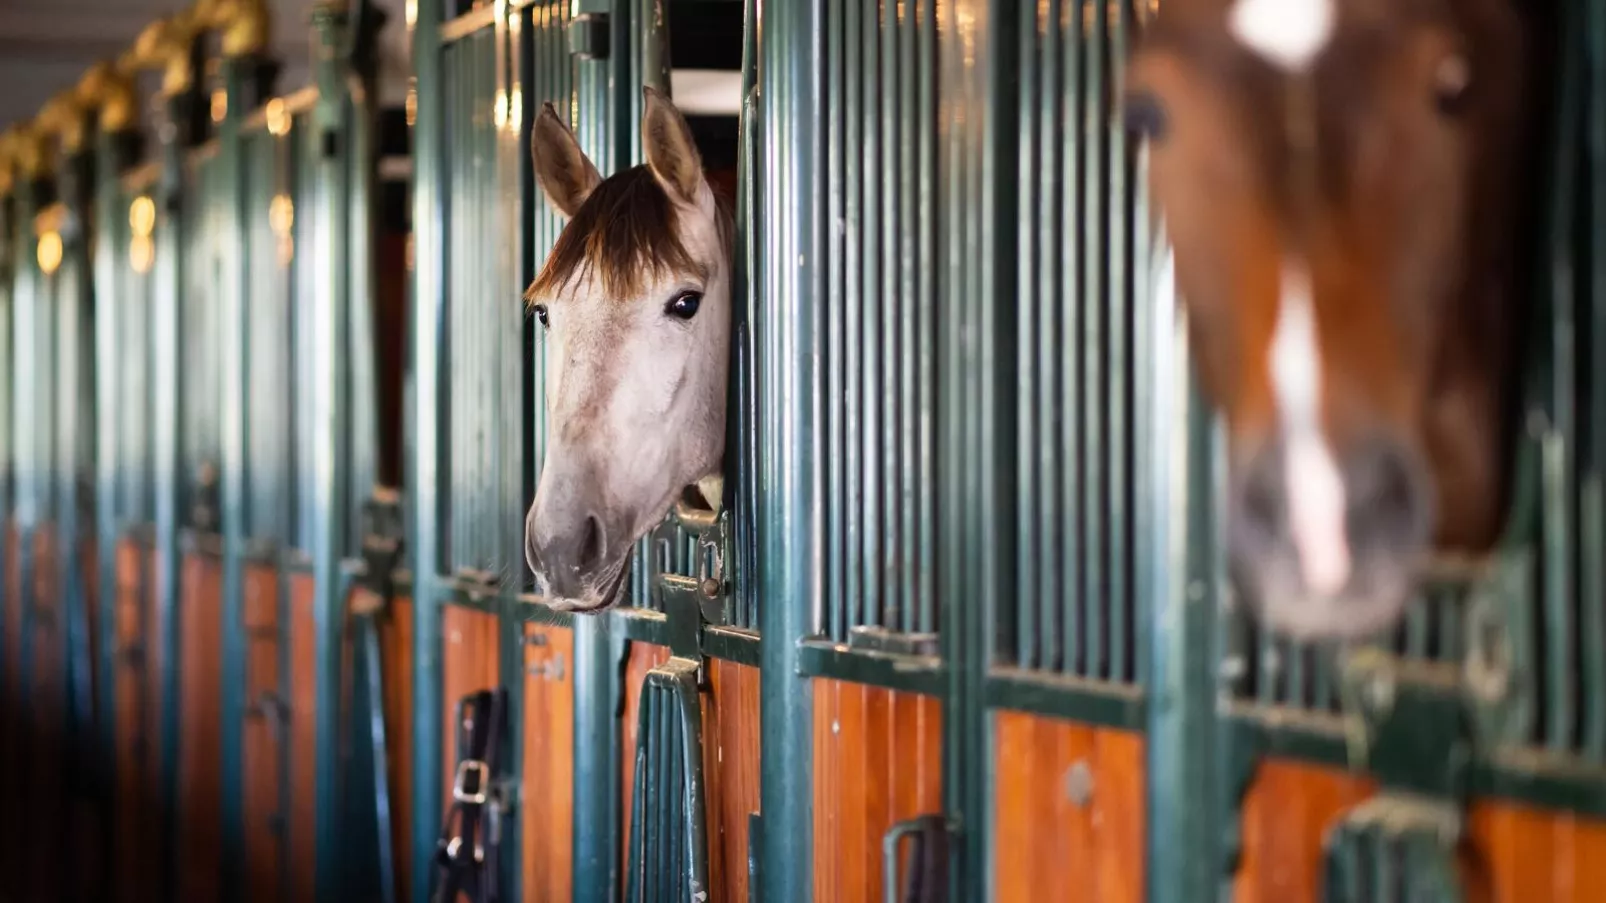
177,552 -> 224,902
812,679 -> 943,903
439,606 -> 501,802
289,571 -> 319,902
992,712 -> 1145,903
241,563 -> 282,902
379,595 -> 415,903
1234,758 -> 1606,902
704,659 -> 761,903
111,540 -> 163,902
522,623 -> 575,903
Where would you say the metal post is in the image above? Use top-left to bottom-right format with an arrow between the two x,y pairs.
90,120 -> 126,888
216,52 -> 252,899
152,88 -> 190,903
311,4 -> 356,899
410,0 -> 448,897
570,3 -> 626,894
9,170 -> 42,903
756,0 -> 822,897
1141,249 -> 1223,903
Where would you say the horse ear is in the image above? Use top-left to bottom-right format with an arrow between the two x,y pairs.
531,102 -> 601,218
641,85 -> 705,205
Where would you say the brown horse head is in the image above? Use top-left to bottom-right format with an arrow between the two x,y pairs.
1125,0 -> 1542,638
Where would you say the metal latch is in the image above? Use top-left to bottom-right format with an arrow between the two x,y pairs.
1326,645 -> 1473,902
883,815 -> 954,903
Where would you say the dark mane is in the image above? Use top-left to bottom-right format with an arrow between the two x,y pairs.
526,164 -> 735,303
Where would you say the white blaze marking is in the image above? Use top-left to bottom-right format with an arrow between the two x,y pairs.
1269,263 -> 1351,596
1228,0 -> 1336,73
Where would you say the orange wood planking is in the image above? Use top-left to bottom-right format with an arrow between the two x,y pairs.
812,678 -> 943,903
992,711 -> 1146,903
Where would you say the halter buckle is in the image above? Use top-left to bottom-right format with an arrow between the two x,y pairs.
453,759 -> 490,804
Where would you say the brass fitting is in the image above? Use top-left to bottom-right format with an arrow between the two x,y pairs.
77,62 -> 139,134
194,0 -> 272,58
10,124 -> 52,180
38,88 -> 93,155
122,13 -> 202,97
0,129 -> 16,195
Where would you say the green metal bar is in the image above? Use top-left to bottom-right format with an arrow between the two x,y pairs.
1583,0 -> 1606,762
55,145 -> 96,878
938,0 -> 1013,891
92,125 -> 128,875
796,641 -> 946,696
566,0 -> 631,894
10,174 -> 45,902
410,0 -> 447,897
757,0 -> 820,892
152,88 -> 192,902
983,670 -> 1146,729
216,55 -> 253,899
311,5 -> 357,899
1143,248 -> 1222,901
491,4 -> 529,895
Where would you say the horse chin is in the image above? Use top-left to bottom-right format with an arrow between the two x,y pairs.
1234,553 -> 1416,642
540,557 -> 632,614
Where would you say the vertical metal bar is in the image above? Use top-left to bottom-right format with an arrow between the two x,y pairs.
757,0 -> 821,893
1542,0 -> 1583,755
1015,0 -> 1039,671
92,126 -> 128,870
1059,0 -> 1083,676
881,0 -> 904,634
56,148 -> 98,874
1143,242 -> 1222,901
1079,0 -> 1107,684
217,56 -> 253,899
571,0 -> 626,894
411,0 -> 448,897
1583,0 -> 1606,761
152,88 -> 191,902
11,178 -> 42,900
493,4 -> 528,893
886,0 -> 912,633
1104,0 -> 1133,685
896,0 -> 918,638
1040,0 -> 1065,673
825,0 -> 846,640
860,0 -> 882,632
311,7 -> 356,899
942,0 -> 1014,893
842,0 -> 863,639
914,0 -> 936,637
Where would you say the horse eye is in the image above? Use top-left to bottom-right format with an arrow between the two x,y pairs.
1433,53 -> 1472,115
1123,89 -> 1168,141
666,291 -> 702,321
532,304 -> 549,329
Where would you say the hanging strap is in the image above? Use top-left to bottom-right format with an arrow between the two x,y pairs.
432,686 -> 508,903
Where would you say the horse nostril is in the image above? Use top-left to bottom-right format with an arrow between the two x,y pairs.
1347,441 -> 1426,545
1238,447 -> 1287,543
577,514 -> 604,570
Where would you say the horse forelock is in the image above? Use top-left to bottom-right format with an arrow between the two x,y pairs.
526,164 -> 735,305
